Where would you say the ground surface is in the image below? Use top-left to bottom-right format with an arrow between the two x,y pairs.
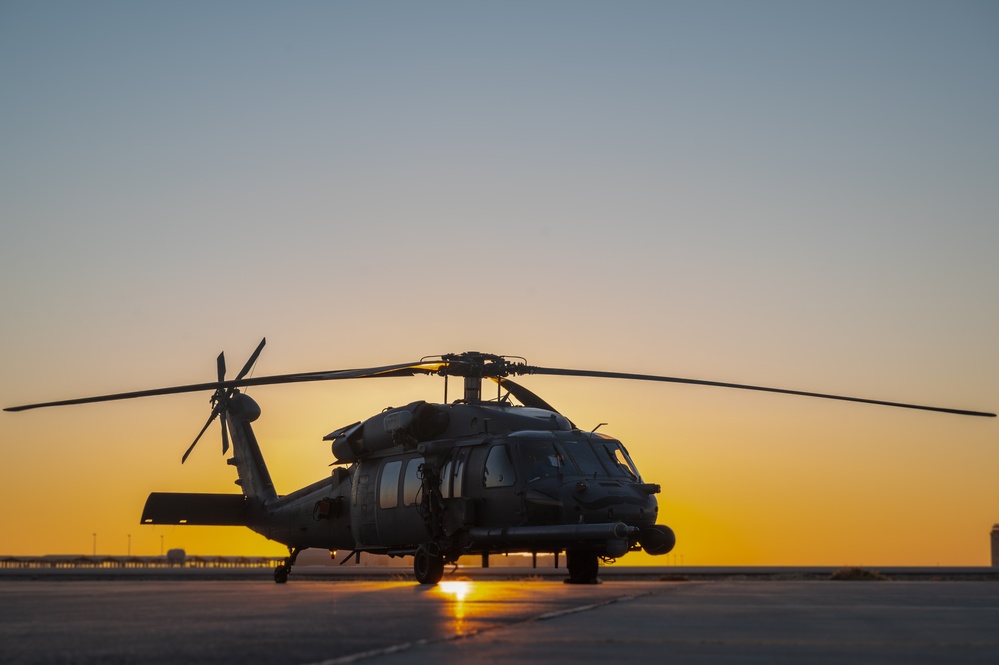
2,577 -> 998,664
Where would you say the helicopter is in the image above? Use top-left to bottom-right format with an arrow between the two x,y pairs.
6,339 -> 995,584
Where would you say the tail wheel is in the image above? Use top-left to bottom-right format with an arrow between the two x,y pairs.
414,544 -> 445,585
565,549 -> 599,584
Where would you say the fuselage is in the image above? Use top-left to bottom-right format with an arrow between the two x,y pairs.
245,401 -> 664,560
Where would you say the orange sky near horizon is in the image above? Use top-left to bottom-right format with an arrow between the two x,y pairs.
1,2 -> 997,566
2,349 -> 996,566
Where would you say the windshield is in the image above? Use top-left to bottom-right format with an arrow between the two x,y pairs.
592,439 -> 641,480
562,437 -> 605,476
519,438 -> 578,481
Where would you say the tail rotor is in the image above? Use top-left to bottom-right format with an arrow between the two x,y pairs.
181,338 -> 265,464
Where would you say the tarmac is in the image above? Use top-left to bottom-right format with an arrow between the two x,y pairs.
2,568 -> 998,664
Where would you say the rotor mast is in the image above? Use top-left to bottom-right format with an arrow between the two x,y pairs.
436,352 -> 518,404
463,375 -> 481,403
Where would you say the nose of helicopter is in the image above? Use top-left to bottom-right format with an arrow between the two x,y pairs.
603,502 -> 657,526
570,480 -> 659,527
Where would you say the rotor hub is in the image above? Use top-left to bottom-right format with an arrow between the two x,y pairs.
429,352 -> 529,403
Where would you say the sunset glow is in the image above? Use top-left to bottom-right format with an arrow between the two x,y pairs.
1,2 -> 996,567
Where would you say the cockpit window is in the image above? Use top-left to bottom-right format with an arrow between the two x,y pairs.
520,439 -> 573,482
562,438 -> 604,476
594,440 -> 641,480
552,442 -> 580,475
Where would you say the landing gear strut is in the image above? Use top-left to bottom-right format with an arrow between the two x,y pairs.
274,547 -> 302,584
565,549 -> 599,584
413,544 -> 445,585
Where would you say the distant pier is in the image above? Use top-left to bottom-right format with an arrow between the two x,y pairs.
0,554 -> 286,570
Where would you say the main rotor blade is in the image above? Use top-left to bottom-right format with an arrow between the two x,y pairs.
523,366 -> 996,418
4,361 -> 446,412
491,377 -> 563,414
234,338 -> 266,382
493,376 -> 577,429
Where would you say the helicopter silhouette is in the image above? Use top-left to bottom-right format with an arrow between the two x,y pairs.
6,339 -> 994,584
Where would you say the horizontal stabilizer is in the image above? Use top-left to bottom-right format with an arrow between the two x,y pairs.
141,492 -> 248,526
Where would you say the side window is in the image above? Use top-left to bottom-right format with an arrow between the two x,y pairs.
453,454 -> 465,497
440,460 -> 452,499
484,445 -> 516,488
379,460 -> 402,509
440,451 -> 470,498
402,457 -> 424,506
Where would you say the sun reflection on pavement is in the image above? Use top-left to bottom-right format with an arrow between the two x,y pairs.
436,580 -> 473,634
438,580 -> 471,601
403,578 -> 630,640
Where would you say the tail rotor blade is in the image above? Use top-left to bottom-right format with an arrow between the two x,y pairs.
217,352 -> 226,383
183,407 -> 219,464
235,338 -> 266,382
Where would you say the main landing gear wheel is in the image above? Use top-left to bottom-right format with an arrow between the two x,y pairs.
414,544 -> 445,585
274,547 -> 302,584
565,549 -> 599,584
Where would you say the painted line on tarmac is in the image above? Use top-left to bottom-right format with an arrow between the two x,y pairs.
299,589 -> 664,665
302,638 -> 437,665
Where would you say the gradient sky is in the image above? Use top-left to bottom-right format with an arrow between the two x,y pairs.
2,1 -> 997,565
